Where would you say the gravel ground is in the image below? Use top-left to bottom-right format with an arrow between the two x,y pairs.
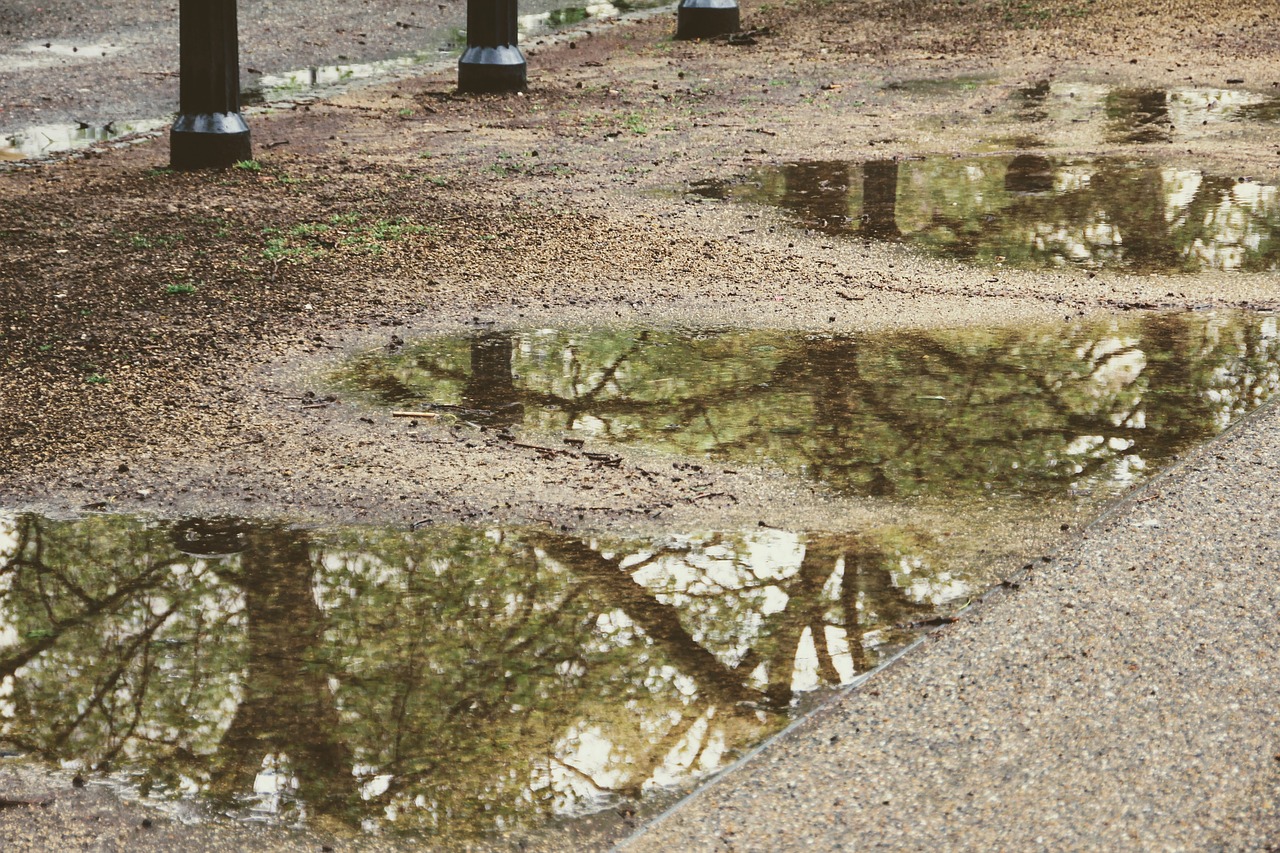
625,397 -> 1280,850
2,0 -> 1280,848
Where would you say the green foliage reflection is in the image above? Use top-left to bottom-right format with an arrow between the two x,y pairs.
0,515 -> 966,842
333,313 -> 1280,498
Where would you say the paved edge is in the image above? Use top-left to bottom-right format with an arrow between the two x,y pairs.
623,396 -> 1280,851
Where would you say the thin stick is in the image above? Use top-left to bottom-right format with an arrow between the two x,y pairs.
391,410 -> 440,419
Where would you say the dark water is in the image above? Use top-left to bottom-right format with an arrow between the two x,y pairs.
688,155 -> 1280,272
0,515 -> 964,843
334,312 -> 1280,499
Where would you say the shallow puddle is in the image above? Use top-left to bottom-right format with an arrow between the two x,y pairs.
689,155 -> 1280,272
0,514 -> 975,844
1006,82 -> 1280,145
6,310 -> 1279,843
334,312 -> 1280,499
1,119 -> 171,161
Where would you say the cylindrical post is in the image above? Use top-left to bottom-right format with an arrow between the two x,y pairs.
458,0 -> 527,94
676,0 -> 740,40
171,0 -> 252,169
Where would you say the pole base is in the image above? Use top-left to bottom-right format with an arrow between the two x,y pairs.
170,112 -> 252,170
676,0 -> 740,39
458,46 -> 528,94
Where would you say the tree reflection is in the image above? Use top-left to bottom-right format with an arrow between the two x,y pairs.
0,514 -> 963,841
334,313 -> 1280,499
725,155 -> 1280,272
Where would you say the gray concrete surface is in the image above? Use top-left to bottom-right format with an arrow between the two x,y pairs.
624,397 -> 1280,850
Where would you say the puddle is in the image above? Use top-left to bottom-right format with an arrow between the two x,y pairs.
687,155 -> 1280,272
0,119 -> 171,161
999,82 -> 1280,147
0,513 -> 975,843
334,313 -> 1280,499
8,310 -> 1280,842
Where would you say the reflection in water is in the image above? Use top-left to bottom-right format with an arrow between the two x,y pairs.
693,155 -> 1280,272
1,120 -> 170,161
334,313 -> 1280,499
0,515 -> 965,842
1005,81 -> 1280,139
1107,89 -> 1173,144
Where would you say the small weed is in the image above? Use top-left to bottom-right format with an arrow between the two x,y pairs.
623,113 -> 649,134
328,212 -> 360,226
398,108 -> 415,118
166,283 -> 197,295
143,167 -> 174,178
233,159 -> 262,172
85,374 -> 110,384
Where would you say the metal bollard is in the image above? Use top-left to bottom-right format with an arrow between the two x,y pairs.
676,0 -> 740,40
171,0 -> 251,169
458,0 -> 527,93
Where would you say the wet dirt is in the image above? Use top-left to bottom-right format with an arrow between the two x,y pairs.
5,0 -> 1280,849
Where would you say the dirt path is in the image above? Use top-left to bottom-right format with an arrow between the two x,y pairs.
2,0 -> 1280,848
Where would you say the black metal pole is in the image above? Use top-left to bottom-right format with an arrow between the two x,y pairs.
171,0 -> 251,169
458,0 -> 527,94
676,0 -> 740,40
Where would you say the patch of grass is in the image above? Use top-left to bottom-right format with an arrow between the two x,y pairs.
85,374 -> 110,384
398,108 -> 415,118
165,283 -> 197,295
260,215 -> 433,263
233,159 -> 262,172
130,233 -> 181,249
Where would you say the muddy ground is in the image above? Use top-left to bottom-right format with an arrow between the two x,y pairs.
2,0 -> 1280,848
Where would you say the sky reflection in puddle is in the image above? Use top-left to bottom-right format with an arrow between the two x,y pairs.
0,515 -> 967,843
689,155 -> 1280,272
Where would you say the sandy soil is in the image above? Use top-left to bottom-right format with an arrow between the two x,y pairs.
2,0 -> 1280,847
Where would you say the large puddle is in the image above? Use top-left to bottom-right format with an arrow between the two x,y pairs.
0,515 -> 975,844
5,310 -> 1280,844
689,155 -> 1280,272
333,312 -> 1280,499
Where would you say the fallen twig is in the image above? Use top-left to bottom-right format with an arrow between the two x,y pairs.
392,411 -> 440,419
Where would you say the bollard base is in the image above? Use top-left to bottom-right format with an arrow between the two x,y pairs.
676,0 -> 740,39
458,46 -> 528,94
170,112 -> 252,170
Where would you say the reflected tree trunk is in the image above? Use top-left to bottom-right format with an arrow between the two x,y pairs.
860,160 -> 901,240
781,161 -> 853,234
207,526 -> 356,821
463,332 -> 525,427
1107,88 -> 1171,144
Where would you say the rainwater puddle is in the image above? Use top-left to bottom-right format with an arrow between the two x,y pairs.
0,514 -> 975,844
1006,82 -> 1280,145
334,312 -> 1280,499
0,119 -> 171,161
688,155 -> 1280,272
